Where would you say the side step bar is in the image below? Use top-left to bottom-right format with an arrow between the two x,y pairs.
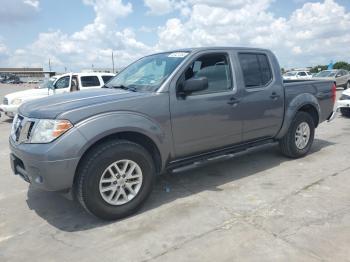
167,138 -> 275,171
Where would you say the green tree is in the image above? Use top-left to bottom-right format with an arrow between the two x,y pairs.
310,65 -> 327,73
333,61 -> 350,71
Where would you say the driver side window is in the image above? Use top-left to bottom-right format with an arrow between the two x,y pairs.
55,76 -> 70,89
179,53 -> 232,95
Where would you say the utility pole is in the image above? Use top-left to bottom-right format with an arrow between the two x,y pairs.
112,51 -> 115,73
48,58 -> 51,72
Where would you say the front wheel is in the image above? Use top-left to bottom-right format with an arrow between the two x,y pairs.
345,81 -> 350,90
279,112 -> 315,158
76,140 -> 155,220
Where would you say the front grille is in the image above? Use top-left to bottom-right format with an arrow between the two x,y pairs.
3,97 -> 8,105
11,115 -> 35,143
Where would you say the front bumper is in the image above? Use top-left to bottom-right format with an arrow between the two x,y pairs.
337,99 -> 350,108
0,104 -> 18,117
9,127 -> 87,191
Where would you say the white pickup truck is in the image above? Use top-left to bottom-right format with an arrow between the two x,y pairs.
338,88 -> 350,117
0,72 -> 115,118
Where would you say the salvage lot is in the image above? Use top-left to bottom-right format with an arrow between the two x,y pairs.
0,84 -> 349,261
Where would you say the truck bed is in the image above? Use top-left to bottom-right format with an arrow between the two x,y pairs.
283,79 -> 334,123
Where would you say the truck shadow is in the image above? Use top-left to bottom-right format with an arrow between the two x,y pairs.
26,138 -> 335,232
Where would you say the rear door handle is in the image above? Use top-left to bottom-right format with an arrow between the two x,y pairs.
227,97 -> 240,106
270,92 -> 280,100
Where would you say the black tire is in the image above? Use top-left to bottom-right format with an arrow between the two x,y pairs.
345,81 -> 350,90
279,111 -> 315,158
76,139 -> 155,220
340,108 -> 350,118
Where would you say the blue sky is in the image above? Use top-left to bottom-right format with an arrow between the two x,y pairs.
0,0 -> 349,71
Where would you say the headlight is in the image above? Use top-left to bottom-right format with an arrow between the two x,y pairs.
339,94 -> 350,100
12,98 -> 22,105
30,119 -> 73,143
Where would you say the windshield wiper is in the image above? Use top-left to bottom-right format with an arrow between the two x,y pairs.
105,85 -> 137,92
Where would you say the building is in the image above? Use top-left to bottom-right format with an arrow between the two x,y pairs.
82,68 -> 120,74
0,68 -> 56,82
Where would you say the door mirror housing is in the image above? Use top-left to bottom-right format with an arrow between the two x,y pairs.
181,77 -> 208,95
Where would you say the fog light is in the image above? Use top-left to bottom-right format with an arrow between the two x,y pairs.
35,176 -> 43,184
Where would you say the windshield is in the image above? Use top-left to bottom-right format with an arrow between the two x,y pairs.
284,72 -> 297,76
105,52 -> 189,91
315,70 -> 336,77
38,77 -> 56,89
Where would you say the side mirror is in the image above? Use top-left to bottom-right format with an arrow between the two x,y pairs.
181,77 -> 208,95
336,74 -> 341,78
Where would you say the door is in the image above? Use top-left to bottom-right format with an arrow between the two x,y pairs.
297,71 -> 307,79
170,52 -> 243,158
237,52 -> 284,141
53,75 -> 71,94
336,70 -> 348,87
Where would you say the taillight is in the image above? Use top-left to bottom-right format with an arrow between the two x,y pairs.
331,83 -> 336,104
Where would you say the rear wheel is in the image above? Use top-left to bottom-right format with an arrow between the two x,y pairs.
346,81 -> 350,90
76,139 -> 155,220
279,111 -> 315,158
340,108 -> 350,118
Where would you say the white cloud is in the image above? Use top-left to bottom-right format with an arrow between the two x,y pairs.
156,0 -> 350,67
23,0 -> 40,9
0,0 -> 40,24
2,0 -> 350,70
144,0 -> 172,15
5,0 -> 151,71
144,0 -> 190,16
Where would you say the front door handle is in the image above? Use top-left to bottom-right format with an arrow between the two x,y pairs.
227,97 -> 240,106
270,92 -> 280,100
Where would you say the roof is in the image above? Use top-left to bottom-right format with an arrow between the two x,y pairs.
53,72 -> 115,78
151,46 -> 271,55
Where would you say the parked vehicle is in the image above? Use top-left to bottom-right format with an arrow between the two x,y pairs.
9,47 -> 336,220
313,69 -> 350,89
282,70 -> 312,80
337,89 -> 350,117
0,72 -> 115,118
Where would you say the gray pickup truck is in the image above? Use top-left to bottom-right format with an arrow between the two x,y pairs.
9,47 -> 336,220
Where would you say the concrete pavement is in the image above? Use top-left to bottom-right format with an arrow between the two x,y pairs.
0,85 -> 349,261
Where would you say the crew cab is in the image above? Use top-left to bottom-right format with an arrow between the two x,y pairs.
9,47 -> 336,220
0,72 -> 114,118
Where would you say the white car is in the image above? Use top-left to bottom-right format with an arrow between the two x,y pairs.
0,72 -> 115,118
338,89 -> 350,117
283,71 -> 312,80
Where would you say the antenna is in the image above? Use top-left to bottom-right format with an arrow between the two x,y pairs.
112,51 -> 115,73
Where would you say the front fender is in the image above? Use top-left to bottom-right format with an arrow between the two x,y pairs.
275,93 -> 320,139
75,111 -> 171,169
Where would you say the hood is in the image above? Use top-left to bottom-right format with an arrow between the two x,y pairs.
19,88 -> 147,119
343,89 -> 350,96
5,88 -> 50,101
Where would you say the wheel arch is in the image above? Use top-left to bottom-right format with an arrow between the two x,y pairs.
276,93 -> 320,139
73,131 -> 163,190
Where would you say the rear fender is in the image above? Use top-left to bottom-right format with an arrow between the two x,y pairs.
275,93 -> 320,139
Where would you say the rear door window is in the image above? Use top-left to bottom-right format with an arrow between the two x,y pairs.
80,76 -> 101,87
238,53 -> 272,88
